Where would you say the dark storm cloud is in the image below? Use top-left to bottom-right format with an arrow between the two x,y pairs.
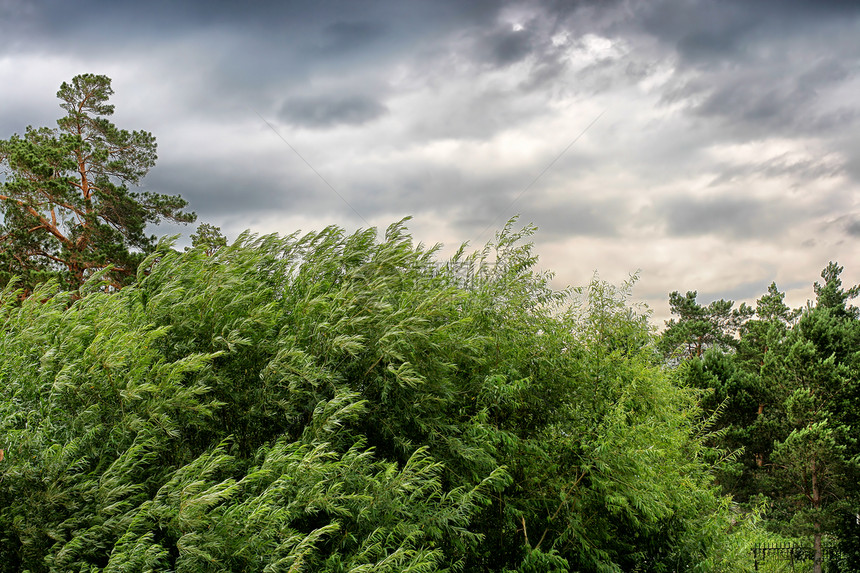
581,0 -> 860,147
462,13 -> 589,91
0,117 -> 28,140
631,0 -> 860,64
658,196 -> 800,240
639,2 -> 759,65
145,154 -> 384,224
477,24 -> 535,67
0,0 -> 491,116
143,162 -> 300,217
689,60 -> 859,136
278,95 -> 388,128
318,21 -> 387,54
0,0 -> 499,52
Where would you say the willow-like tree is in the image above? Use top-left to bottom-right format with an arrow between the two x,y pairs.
0,220 -> 766,572
0,74 -> 195,290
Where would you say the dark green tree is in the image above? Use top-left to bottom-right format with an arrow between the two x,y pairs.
701,284 -> 800,499
660,291 -> 753,359
668,266 -> 860,571
765,263 -> 860,572
0,73 -> 195,290
187,222 -> 228,256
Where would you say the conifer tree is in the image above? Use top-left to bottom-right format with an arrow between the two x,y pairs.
660,291 -> 753,358
668,265 -> 860,570
766,263 -> 860,572
188,222 -> 227,256
0,74 -> 195,290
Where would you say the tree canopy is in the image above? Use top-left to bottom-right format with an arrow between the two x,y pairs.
0,74 -> 194,291
665,264 -> 860,572
660,291 -> 753,359
0,220 -> 764,572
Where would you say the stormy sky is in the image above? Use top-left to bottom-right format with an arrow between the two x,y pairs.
2,0 -> 860,322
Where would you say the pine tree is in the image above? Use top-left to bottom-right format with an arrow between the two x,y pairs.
0,74 -> 195,290
660,291 -> 753,359
766,263 -> 860,572
668,265 -> 860,570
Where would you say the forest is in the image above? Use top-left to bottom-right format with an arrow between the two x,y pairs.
1,75 -> 859,572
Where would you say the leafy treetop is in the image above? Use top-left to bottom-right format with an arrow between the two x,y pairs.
0,73 -> 195,290
660,290 -> 753,358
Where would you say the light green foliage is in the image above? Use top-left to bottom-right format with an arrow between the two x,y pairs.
479,277 -> 762,572
0,219 -> 755,571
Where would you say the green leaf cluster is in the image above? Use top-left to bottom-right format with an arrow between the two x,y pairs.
664,264 -> 860,570
0,219 -> 757,571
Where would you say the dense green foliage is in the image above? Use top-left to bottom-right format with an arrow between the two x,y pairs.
665,265 -> 860,571
660,292 -> 753,359
0,74 -> 194,291
0,220 -> 761,571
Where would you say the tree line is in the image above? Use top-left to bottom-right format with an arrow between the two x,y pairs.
1,75 -> 858,571
661,267 -> 860,572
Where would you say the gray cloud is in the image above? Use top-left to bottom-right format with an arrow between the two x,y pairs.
439,176 -> 624,239
655,5 -> 760,65
634,0 -> 860,64
144,162 -> 302,218
3,0 -> 860,324
518,56 -> 569,91
690,64 -> 859,136
477,24 -> 535,67
697,276 -> 808,307
843,132 -> 860,183
519,200 -> 622,239
318,21 -> 388,54
606,0 -> 860,149
658,196 -> 800,240
699,279 -> 776,306
828,213 -> 860,239
846,218 -> 860,237
707,153 -> 845,188
278,95 -> 388,128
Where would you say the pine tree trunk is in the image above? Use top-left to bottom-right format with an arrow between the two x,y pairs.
755,403 -> 765,466
814,530 -> 822,573
812,457 -> 822,573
